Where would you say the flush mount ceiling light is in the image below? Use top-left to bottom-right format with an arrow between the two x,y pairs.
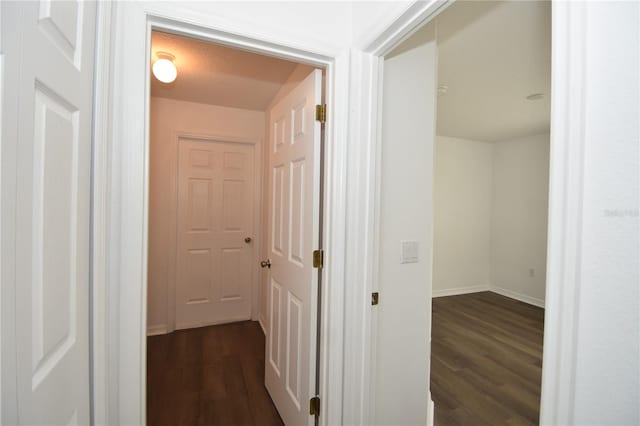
526,93 -> 545,101
152,52 -> 177,83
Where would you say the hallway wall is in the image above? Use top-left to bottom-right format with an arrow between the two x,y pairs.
148,97 -> 265,334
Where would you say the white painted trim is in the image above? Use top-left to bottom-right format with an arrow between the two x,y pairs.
91,2 -> 114,425
490,286 -> 545,308
341,50 -> 382,426
0,10 -> 4,422
427,395 -> 434,426
539,2 -> 588,424
364,0 -> 454,56
258,318 -> 266,336
146,325 -> 167,337
107,4 -> 345,425
432,285 -> 490,298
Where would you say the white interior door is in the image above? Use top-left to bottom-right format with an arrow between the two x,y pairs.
1,1 -> 96,424
175,138 -> 255,329
264,69 -> 323,425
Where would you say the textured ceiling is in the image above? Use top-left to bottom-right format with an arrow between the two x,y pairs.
150,31 -> 299,111
436,1 -> 551,142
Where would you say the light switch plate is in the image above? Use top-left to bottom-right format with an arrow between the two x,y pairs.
400,240 -> 419,264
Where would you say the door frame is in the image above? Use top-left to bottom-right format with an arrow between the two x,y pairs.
159,132 -> 263,335
352,0 -> 588,425
95,2 -> 348,425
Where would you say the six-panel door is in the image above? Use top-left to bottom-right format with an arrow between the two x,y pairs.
175,138 -> 255,329
3,1 -> 97,424
265,69 -> 323,426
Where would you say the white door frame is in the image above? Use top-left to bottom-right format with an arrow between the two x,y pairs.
345,0 -> 588,425
94,2 -> 349,425
93,1 -> 589,425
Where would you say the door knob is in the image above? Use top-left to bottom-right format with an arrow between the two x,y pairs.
244,237 -> 252,243
260,259 -> 271,269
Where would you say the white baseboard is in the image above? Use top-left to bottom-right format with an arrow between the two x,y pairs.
432,284 -> 490,298
258,317 -> 266,335
146,324 -> 168,336
490,285 -> 545,308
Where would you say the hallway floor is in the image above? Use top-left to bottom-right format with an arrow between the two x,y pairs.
431,292 -> 544,426
147,321 -> 284,426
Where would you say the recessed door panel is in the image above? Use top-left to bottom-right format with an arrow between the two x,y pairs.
272,165 -> 285,255
289,159 -> 305,266
269,278 -> 283,376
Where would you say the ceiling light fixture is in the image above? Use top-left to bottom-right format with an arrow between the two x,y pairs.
526,93 -> 544,101
438,84 -> 449,94
152,52 -> 177,83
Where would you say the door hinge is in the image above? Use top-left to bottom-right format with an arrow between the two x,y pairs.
313,250 -> 324,268
310,396 -> 321,416
315,104 -> 327,124
371,292 -> 379,306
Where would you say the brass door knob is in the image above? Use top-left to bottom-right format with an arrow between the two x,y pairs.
244,237 -> 252,243
260,259 -> 271,269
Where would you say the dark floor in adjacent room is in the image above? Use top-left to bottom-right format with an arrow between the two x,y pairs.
147,320 -> 284,426
431,291 -> 544,426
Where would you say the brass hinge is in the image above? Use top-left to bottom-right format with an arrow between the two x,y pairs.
310,396 -> 321,416
313,250 -> 324,268
315,104 -> 327,124
371,292 -> 379,306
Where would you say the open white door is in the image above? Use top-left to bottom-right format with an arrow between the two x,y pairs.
264,69 -> 323,425
1,1 -> 96,424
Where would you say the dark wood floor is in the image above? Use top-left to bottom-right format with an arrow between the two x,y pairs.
431,292 -> 544,426
147,321 -> 284,426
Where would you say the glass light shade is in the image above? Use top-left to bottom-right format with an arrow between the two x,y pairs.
152,58 -> 177,83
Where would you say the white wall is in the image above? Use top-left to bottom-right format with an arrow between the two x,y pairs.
570,2 -> 639,423
375,23 -> 436,425
432,134 -> 549,306
433,136 -> 493,296
147,97 -> 265,334
491,134 -> 549,306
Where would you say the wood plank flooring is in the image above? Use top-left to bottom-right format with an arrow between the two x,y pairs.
431,292 -> 544,426
147,321 -> 284,426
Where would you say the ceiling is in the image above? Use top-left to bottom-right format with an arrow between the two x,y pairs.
150,31 -> 300,111
436,1 -> 551,142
